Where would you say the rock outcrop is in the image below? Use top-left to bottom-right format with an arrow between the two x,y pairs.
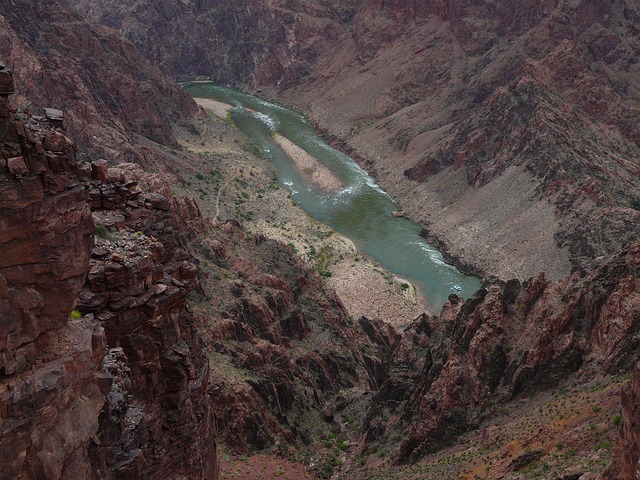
0,63 -> 100,480
78,161 -> 216,479
605,362 -> 640,480
191,221 -> 391,454
0,66 -> 217,479
365,243 -> 639,462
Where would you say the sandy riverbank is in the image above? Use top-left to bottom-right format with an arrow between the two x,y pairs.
193,99 -> 344,192
272,133 -> 344,192
194,97 -> 234,118
254,217 -> 425,326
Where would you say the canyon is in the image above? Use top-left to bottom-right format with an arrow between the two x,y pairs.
1,1 -> 639,479
71,0 -> 640,281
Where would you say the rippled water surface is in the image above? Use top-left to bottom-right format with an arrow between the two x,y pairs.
184,83 -> 482,311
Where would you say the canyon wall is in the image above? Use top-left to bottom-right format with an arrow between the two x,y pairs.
181,218 -> 396,454
365,242 -> 639,461
0,0 -> 198,164
0,63 -> 99,480
0,66 -> 217,479
79,162 -> 217,479
1,1 -> 638,478
605,362 -> 640,479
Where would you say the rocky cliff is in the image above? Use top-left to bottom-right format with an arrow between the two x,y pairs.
365,242 -> 639,463
78,161 -> 216,479
605,362 -> 640,479
68,0 -> 359,87
0,63 -> 99,480
0,0 -> 198,164
0,66 -> 217,479
186,219 -> 394,458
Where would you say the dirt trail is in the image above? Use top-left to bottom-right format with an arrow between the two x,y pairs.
212,169 -> 239,226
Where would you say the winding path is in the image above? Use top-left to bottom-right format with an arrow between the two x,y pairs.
211,169 -> 239,226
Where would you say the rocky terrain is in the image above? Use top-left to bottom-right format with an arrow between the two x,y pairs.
0,0 -> 197,164
78,161 -> 217,479
0,62 -> 398,480
0,66 -> 217,479
361,242 -> 639,476
607,362 -> 640,480
0,63 -> 98,479
0,1 -> 639,479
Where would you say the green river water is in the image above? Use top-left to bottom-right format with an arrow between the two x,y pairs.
183,83 -> 482,312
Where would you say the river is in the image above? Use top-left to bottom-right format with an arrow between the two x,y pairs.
183,83 -> 482,311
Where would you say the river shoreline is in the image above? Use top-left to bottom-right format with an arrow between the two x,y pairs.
179,98 -> 427,325
271,133 -> 344,192
311,123 -> 491,283
200,82 -> 490,285
194,97 -> 234,118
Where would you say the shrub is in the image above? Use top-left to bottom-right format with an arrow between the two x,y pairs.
95,224 -> 109,239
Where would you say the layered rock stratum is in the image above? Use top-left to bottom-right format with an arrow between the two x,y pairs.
0,0 -> 197,164
0,67 -> 217,479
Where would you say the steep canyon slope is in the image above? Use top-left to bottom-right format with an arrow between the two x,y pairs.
0,0 -> 198,164
0,15 -> 397,478
0,67 -> 217,479
73,0 -> 640,281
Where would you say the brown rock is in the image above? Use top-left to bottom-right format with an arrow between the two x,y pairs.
144,192 -> 171,211
44,107 -> 64,124
0,64 -> 216,479
7,156 -> 28,176
0,62 -> 14,95
376,243 -> 640,463
604,362 -> 640,479
91,159 -> 109,181
78,161 -> 216,479
111,252 -> 125,263
0,79 -> 99,478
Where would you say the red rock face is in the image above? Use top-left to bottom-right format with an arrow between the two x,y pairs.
196,222 -> 393,454
77,162 -> 217,479
0,0 -> 198,164
0,68 -> 100,479
604,362 -> 640,480
361,0 -> 449,22
0,66 -> 217,479
364,243 -> 639,463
